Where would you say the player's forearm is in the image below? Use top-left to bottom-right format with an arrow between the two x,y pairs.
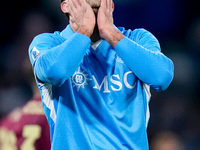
99,26 -> 125,48
35,33 -> 91,86
115,37 -> 174,92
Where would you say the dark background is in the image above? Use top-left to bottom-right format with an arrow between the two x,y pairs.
0,0 -> 200,149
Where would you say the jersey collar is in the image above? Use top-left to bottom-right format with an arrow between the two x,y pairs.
60,24 -> 104,50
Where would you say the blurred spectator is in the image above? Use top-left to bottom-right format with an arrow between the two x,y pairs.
186,17 -> 200,54
149,131 -> 183,150
0,58 -> 51,150
148,15 -> 200,149
0,10 -> 53,118
182,16 -> 200,150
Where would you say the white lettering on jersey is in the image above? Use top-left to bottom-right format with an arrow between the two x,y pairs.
92,76 -> 110,93
92,72 -> 136,93
72,68 -> 136,93
110,75 -> 122,91
124,71 -> 136,89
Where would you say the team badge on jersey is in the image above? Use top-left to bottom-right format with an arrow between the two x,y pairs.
72,67 -> 91,92
32,46 -> 40,61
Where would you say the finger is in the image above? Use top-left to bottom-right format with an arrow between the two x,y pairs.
71,0 -> 77,8
106,0 -> 110,10
100,0 -> 106,9
108,0 -> 113,11
106,0 -> 109,10
67,1 -> 78,17
71,0 -> 81,9
112,2 -> 114,11
76,0 -> 89,12
76,0 -> 82,7
82,0 -> 88,5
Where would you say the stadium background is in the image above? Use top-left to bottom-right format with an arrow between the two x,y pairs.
0,0 -> 200,149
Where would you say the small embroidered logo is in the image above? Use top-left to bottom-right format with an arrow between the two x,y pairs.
32,46 -> 40,60
71,67 -> 91,91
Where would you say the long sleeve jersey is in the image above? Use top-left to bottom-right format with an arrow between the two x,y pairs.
29,24 -> 174,150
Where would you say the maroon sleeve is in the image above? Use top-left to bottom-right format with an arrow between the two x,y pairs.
0,97 -> 51,150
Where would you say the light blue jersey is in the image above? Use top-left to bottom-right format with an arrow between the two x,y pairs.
29,25 -> 174,150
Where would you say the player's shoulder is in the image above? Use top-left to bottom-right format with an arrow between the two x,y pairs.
117,26 -> 160,51
118,27 -> 155,41
31,31 -> 64,45
29,31 -> 65,56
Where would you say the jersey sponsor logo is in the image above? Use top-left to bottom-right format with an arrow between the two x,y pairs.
71,67 -> 92,91
93,71 -> 136,93
32,46 -> 40,61
72,67 -> 136,93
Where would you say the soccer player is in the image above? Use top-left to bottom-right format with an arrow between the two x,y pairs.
28,0 -> 174,149
0,97 -> 51,150
0,59 -> 51,150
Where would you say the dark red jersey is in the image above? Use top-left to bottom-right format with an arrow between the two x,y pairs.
0,97 -> 51,150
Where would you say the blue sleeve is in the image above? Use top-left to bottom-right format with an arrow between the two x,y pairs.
29,32 -> 91,86
115,29 -> 174,92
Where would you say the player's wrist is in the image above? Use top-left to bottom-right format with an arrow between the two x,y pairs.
99,26 -> 125,48
99,25 -> 116,39
77,24 -> 94,38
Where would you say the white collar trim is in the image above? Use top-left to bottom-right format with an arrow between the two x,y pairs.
90,39 -> 103,50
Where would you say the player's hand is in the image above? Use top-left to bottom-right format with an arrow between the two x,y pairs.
97,0 -> 124,48
97,0 -> 114,38
62,0 -> 96,37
